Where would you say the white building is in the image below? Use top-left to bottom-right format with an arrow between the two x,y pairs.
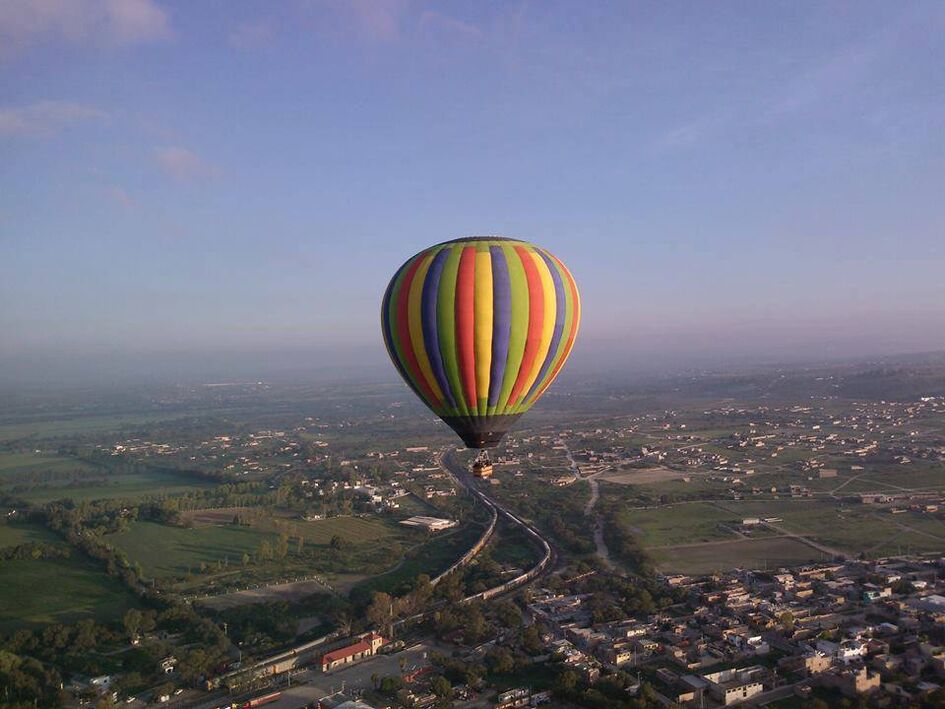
399,516 -> 457,532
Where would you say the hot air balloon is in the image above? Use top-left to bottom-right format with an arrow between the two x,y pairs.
381,236 -> 580,472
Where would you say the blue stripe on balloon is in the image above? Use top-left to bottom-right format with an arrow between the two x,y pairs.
421,248 -> 456,408
488,245 -> 512,407
524,249 -> 566,402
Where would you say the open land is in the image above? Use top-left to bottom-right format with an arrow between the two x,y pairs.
0,556 -> 140,631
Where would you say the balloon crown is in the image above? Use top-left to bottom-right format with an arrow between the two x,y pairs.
442,236 -> 525,244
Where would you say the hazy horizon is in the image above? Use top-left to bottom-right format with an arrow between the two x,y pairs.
3,1 -> 945,387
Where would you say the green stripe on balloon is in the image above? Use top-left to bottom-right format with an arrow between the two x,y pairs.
437,245 -> 467,417
495,244 -> 529,415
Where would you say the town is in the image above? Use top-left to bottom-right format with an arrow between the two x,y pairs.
1,361 -> 944,708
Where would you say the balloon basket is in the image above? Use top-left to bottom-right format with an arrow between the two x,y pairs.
472,450 -> 494,479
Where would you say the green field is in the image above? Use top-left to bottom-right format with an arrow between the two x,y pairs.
3,468 -> 215,504
651,537 -> 824,574
107,521 -> 275,578
0,451 -> 100,477
704,499 -> 945,558
263,515 -> 403,545
0,522 -> 62,548
616,502 -> 739,547
0,413 -> 184,443
351,521 -> 486,598
0,556 -> 140,630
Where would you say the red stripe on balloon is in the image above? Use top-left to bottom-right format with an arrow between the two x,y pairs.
455,246 -> 478,409
508,246 -> 544,406
396,256 -> 441,408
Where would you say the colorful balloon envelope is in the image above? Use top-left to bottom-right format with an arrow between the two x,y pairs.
381,237 -> 580,449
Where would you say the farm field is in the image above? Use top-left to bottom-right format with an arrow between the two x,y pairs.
0,451 -> 101,480
0,522 -> 62,548
182,508 -> 405,546
0,413 -> 174,443
711,499 -> 945,558
352,521 -> 485,599
107,521 -> 274,578
615,502 -> 740,547
651,537 -> 823,575
600,467 -> 690,485
0,556 -> 140,630
3,468 -> 215,504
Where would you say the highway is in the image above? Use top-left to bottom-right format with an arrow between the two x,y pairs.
438,449 -> 556,599
205,449 -> 554,701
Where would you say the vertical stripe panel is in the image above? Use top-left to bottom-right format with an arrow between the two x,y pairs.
421,248 -> 455,410
455,246 -> 478,409
437,245 -> 468,417
407,251 -> 445,405
512,248 -> 556,409
395,256 -> 441,409
487,245 -> 511,410
495,244 -> 529,413
506,245 -> 545,408
381,265 -> 421,400
473,249 -> 493,415
523,249 -> 567,403
532,252 -> 580,402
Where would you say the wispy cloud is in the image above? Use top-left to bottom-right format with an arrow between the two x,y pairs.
0,101 -> 107,137
0,0 -> 171,57
101,184 -> 137,208
418,10 -> 482,41
153,146 -> 220,182
348,0 -> 404,41
301,0 -> 406,42
652,15 -> 916,155
228,20 -> 275,50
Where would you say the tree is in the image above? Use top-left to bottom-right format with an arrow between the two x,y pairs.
366,592 -> 394,635
555,670 -> 579,694
123,609 -> 143,641
494,601 -> 521,629
379,675 -> 403,696
485,646 -> 515,675
430,674 -> 452,700
241,552 -> 250,567
275,533 -> 289,559
258,540 -> 272,561
522,624 -> 543,654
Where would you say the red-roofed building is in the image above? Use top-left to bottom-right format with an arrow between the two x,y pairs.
320,633 -> 385,672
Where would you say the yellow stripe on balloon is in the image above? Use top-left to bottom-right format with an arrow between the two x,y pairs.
407,249 -> 445,404
474,248 -> 493,416
512,248 -> 557,410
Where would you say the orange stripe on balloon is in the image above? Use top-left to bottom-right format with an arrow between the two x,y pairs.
397,256 -> 442,408
534,253 -> 580,401
455,246 -> 478,409
507,245 -> 545,406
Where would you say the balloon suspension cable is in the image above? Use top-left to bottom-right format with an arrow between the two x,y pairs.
474,449 -> 492,467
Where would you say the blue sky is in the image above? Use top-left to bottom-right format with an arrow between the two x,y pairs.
2,1 -> 944,382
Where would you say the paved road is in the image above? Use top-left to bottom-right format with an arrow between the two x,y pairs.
584,473 -> 614,568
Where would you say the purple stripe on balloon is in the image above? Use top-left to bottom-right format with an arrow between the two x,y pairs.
421,248 -> 455,408
488,245 -> 512,407
524,250 -> 566,402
